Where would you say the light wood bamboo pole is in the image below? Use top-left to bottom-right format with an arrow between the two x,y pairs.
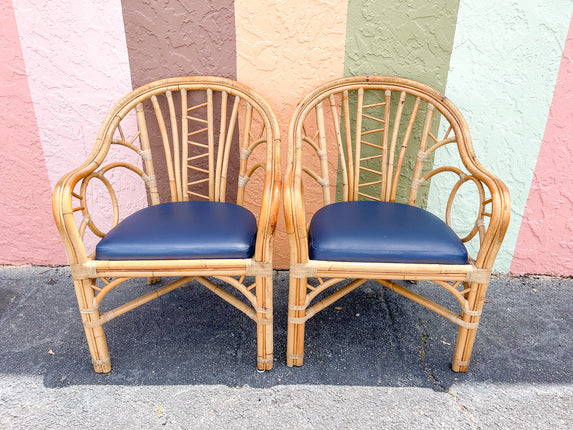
215,91 -> 228,201
329,94 -> 348,201
343,90 -> 354,200
151,95 -> 178,202
390,97 -> 420,202
353,88 -> 364,200
386,91 -> 406,200
85,277 -> 194,328
74,278 -> 111,372
194,276 -> 258,322
304,278 -> 367,320
136,103 -> 160,204
375,279 -> 473,329
181,89 -> 189,201
220,95 -> 241,201
315,102 -> 330,205
207,89 -> 215,200
166,90 -> 182,201
407,103 -> 435,205
237,103 -> 253,205
380,90 -> 391,200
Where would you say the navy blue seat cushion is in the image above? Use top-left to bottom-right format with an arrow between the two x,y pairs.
308,201 -> 468,264
96,201 -> 257,261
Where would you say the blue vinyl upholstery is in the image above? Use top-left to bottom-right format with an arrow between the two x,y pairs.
96,201 -> 257,261
308,201 -> 468,264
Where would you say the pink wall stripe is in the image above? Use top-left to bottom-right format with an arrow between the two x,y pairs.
12,0 -> 140,260
511,15 -> 573,275
0,2 -> 65,264
12,0 -> 134,189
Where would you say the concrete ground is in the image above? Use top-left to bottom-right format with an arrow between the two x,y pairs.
0,266 -> 571,429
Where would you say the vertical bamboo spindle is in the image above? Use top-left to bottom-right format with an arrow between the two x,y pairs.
151,95 -> 178,202
220,96 -> 241,201
353,88 -> 364,200
407,103 -> 435,205
215,91 -> 228,201
380,90 -> 391,200
386,91 -> 406,200
180,89 -> 189,201
390,97 -> 420,202
207,89 -> 215,200
329,94 -> 348,201
135,103 -> 160,205
315,102 -> 330,205
237,103 -> 253,205
343,91 -> 354,200
166,90 -> 182,202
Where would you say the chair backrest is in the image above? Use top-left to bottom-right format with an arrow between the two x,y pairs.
57,76 -> 280,261
286,76 -> 509,266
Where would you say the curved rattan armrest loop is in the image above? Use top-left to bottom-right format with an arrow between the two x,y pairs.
52,161 -> 103,265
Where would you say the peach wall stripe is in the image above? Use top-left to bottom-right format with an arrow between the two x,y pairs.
511,15 -> 573,275
235,0 -> 348,268
0,1 -> 66,264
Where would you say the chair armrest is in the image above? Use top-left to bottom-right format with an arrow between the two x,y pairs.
52,161 -> 100,265
253,139 -> 282,264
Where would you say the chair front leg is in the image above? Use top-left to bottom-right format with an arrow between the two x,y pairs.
452,281 -> 488,372
287,276 -> 308,367
255,275 -> 274,371
73,278 -> 111,373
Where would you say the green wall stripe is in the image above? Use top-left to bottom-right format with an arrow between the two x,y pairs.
341,0 -> 460,204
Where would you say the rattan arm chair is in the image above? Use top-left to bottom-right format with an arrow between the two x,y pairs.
284,76 -> 510,372
53,77 -> 281,372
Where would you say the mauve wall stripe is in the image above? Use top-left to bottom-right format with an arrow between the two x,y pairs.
0,2 -> 66,264
121,0 -> 239,203
511,14 -> 573,275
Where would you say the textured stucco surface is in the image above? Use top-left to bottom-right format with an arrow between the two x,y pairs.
12,0 -> 136,260
343,0 -> 460,206
235,0 -> 348,268
1,0 -> 573,274
511,17 -> 573,276
427,0 -> 573,272
344,0 -> 460,90
121,0 -> 239,205
0,2 -> 65,264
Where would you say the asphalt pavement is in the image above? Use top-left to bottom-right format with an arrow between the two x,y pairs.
0,266 -> 571,428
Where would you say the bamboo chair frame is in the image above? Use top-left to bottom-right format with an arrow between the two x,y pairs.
53,77 -> 281,372
284,76 -> 510,372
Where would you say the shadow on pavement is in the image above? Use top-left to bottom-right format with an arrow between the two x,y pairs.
1,266 -> 571,390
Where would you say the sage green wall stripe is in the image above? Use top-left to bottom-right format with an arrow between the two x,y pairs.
342,0 -> 461,204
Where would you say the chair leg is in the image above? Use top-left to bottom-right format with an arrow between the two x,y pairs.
287,276 -> 307,367
255,275 -> 273,371
452,281 -> 488,372
73,279 -> 111,373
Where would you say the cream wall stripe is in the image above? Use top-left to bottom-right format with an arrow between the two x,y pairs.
427,0 -> 573,272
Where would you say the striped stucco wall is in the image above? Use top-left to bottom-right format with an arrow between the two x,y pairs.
1,0 -> 572,274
